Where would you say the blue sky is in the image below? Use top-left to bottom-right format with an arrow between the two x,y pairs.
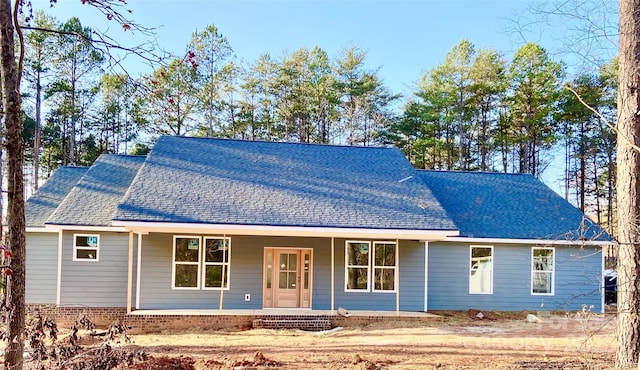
31,0 -> 618,194
36,0 -> 536,96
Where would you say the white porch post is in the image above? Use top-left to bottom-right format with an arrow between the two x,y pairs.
396,238 -> 400,316
127,231 -> 134,314
136,233 -> 142,309
331,237 -> 335,314
56,230 -> 63,306
219,235 -> 227,311
424,241 -> 429,312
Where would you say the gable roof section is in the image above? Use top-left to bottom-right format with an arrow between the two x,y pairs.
26,166 -> 88,228
418,170 -> 611,241
46,154 -> 146,227
114,136 -> 457,231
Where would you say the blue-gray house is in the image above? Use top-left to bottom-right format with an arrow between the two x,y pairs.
25,136 -> 612,318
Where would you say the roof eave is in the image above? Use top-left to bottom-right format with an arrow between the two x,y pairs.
110,220 -> 459,241
444,236 -> 615,246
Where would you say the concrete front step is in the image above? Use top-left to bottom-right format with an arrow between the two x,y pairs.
252,316 -> 332,331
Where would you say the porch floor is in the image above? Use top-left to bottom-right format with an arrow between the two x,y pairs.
128,309 -> 440,318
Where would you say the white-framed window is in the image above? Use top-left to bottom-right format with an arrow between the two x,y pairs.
345,240 -> 397,292
203,237 -> 231,290
373,242 -> 396,292
172,235 -> 232,290
345,241 -> 370,291
73,234 -> 100,261
172,236 -> 201,289
469,245 -> 493,294
532,247 -> 554,295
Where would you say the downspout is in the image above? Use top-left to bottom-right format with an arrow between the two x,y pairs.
331,237 -> 335,314
126,231 -> 133,314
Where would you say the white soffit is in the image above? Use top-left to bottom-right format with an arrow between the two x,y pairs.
110,221 -> 459,240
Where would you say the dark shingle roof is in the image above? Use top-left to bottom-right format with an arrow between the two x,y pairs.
418,170 -> 611,241
46,154 -> 145,226
114,136 -> 456,231
26,166 -> 88,228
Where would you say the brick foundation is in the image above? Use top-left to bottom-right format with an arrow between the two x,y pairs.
26,305 -> 440,333
124,314 -> 255,334
332,315 -> 440,328
253,315 -> 332,331
27,305 -> 127,328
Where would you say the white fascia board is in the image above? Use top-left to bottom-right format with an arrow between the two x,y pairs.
41,225 -> 128,232
444,236 -> 615,246
110,220 -> 459,240
26,227 -> 59,233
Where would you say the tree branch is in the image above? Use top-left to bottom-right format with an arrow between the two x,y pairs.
13,0 -> 24,90
565,84 -> 639,152
22,25 -> 168,64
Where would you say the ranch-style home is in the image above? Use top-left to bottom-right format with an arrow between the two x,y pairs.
25,136 -> 611,327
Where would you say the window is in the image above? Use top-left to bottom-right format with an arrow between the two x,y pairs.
373,242 -> 396,292
345,240 -> 397,292
469,246 -> 493,294
203,237 -> 230,289
532,247 -> 554,295
172,236 -> 231,290
173,236 -> 201,289
73,234 -> 99,261
346,241 -> 370,291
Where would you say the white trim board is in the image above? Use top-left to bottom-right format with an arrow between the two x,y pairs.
41,225 -> 128,232
26,227 -> 59,233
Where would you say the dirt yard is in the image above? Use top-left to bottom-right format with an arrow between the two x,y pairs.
106,310 -> 615,370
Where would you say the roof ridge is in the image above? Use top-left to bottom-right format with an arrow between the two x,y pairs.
418,169 -> 533,176
159,135 -> 395,151
59,165 -> 90,169
98,153 -> 147,159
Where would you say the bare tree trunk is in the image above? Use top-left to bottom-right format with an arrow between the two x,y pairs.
0,1 -> 26,369
69,57 -> 77,165
593,154 -> 602,225
34,66 -> 41,190
616,0 -> 640,367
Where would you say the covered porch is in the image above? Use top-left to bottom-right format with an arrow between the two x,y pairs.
119,223 -> 458,315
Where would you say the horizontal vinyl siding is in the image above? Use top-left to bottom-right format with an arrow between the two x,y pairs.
308,238 -> 331,310
26,232 -> 58,304
139,234 -> 333,310
427,242 -> 602,312
60,231 -> 130,307
399,241 -> 425,311
333,239 -> 424,311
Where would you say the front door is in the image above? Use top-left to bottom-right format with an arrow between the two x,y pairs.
263,248 -> 312,308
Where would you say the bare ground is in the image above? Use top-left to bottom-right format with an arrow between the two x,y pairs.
108,310 -> 616,370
